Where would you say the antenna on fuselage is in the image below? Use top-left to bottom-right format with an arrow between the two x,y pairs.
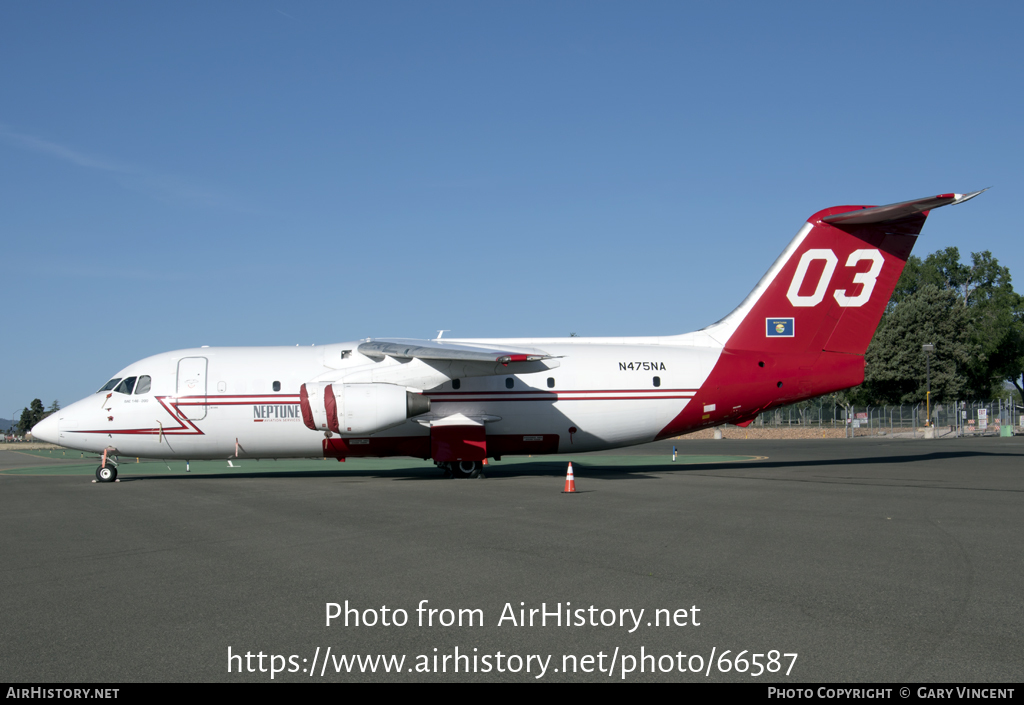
436,330 -> 450,340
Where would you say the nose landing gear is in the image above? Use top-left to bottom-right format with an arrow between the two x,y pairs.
96,461 -> 118,483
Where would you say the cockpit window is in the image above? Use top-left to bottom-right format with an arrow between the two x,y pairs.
113,377 -> 137,395
135,376 -> 151,395
98,378 -> 122,393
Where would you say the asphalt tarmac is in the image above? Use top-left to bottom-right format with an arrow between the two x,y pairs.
1,437 -> 1022,683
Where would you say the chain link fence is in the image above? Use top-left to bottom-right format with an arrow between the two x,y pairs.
751,398 -> 1020,437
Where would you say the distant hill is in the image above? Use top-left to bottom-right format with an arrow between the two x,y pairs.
0,418 -> 13,432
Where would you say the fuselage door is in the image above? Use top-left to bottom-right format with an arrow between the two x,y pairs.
176,357 -> 208,420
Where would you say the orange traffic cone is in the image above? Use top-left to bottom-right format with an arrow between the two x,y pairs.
562,462 -> 577,493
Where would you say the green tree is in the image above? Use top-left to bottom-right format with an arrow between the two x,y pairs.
16,408 -> 32,436
965,253 -> 1024,399
850,246 -> 1024,405
853,285 -> 987,404
16,399 -> 49,436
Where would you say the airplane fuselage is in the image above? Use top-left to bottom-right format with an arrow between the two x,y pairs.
34,191 -> 984,478
50,335 -> 726,461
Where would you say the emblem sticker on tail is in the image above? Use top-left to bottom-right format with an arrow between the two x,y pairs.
766,318 -> 795,337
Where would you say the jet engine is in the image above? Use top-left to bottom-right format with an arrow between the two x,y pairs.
300,382 -> 430,435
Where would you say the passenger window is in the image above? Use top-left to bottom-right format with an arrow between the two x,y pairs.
653,376 -> 661,388
506,378 -> 514,389
114,377 -> 137,395
452,379 -> 461,390
135,376 -> 151,395
273,381 -> 281,392
98,378 -> 121,393
547,377 -> 555,388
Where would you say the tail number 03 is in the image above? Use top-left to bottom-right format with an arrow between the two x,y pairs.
786,249 -> 884,308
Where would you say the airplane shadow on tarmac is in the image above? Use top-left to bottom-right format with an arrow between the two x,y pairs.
697,449 -> 1024,472
118,462 -> 640,482
115,449 -> 1024,483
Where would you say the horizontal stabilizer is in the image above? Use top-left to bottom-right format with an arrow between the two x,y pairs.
822,189 -> 987,226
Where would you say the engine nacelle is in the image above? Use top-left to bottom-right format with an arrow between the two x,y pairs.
300,382 -> 430,435
299,381 -> 332,431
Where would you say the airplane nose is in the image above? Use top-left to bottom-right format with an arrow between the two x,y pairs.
31,414 -> 59,444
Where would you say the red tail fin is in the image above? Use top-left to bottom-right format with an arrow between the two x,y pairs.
657,192 -> 985,437
703,191 -> 984,358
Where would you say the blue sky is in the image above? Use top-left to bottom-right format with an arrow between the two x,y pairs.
2,1 -> 1021,416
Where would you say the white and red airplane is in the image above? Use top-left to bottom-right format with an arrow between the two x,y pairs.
32,191 -> 983,482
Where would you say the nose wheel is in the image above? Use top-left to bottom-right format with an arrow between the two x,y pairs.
96,462 -> 118,483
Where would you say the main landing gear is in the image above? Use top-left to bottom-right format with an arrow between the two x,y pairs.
96,461 -> 118,483
437,460 -> 485,479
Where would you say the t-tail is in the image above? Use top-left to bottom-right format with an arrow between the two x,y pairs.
658,190 -> 985,436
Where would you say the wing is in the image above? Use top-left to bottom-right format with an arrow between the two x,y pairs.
357,338 -> 556,365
